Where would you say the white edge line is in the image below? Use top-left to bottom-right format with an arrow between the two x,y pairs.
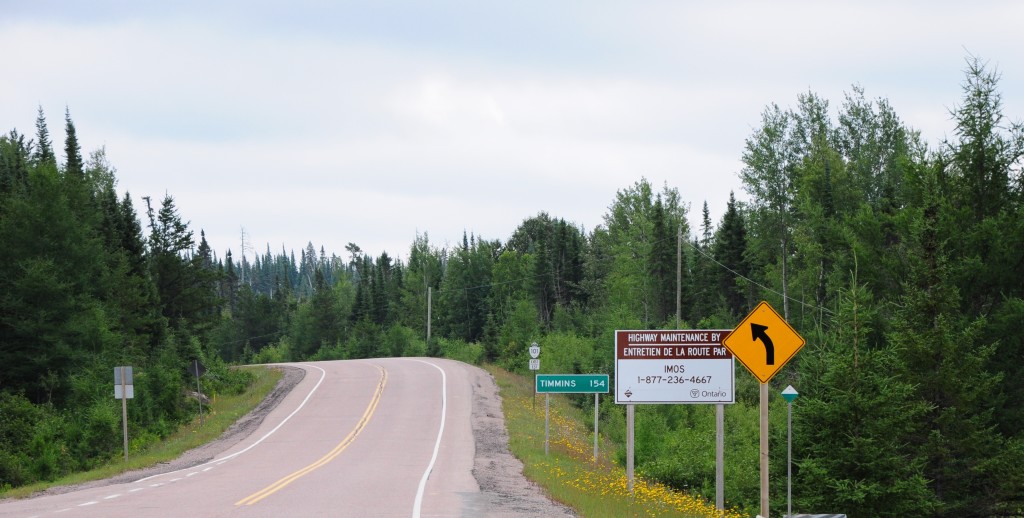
411,359 -> 447,518
135,364 -> 327,483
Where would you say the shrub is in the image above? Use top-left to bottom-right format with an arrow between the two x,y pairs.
252,339 -> 292,364
438,338 -> 484,365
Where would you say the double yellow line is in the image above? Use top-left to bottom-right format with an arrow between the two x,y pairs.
236,364 -> 388,506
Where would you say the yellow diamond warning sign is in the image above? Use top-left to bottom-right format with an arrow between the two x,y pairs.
723,301 -> 805,384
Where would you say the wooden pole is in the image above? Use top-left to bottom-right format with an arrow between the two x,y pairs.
627,404 -> 635,493
761,382 -> 769,517
676,225 -> 682,328
717,403 -> 725,510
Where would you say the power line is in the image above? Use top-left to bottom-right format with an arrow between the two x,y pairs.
681,233 -> 834,316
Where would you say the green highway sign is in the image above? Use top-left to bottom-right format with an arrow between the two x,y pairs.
536,374 -> 610,394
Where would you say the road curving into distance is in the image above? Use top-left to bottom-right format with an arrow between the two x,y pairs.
0,358 -> 561,517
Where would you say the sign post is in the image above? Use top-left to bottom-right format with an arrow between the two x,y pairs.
614,330 -> 735,496
717,402 -> 725,510
114,366 -> 134,461
529,342 -> 540,411
536,374 -> 609,458
724,302 -> 805,517
189,359 -> 206,426
781,385 -> 799,518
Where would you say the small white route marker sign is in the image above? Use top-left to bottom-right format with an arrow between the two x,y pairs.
529,342 -> 541,370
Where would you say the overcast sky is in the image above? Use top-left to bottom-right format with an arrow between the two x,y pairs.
3,1 -> 1022,262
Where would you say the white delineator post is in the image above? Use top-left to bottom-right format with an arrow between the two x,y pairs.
781,385 -> 799,518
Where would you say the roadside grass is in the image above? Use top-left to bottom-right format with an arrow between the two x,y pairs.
1,366 -> 282,499
487,365 -> 743,518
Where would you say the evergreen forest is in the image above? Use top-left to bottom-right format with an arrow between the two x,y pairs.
1,56 -> 1022,516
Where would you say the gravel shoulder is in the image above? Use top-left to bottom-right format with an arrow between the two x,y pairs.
466,365 -> 576,517
22,362 -> 576,516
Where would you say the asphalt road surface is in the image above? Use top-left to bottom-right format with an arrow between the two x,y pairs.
0,358 -> 566,517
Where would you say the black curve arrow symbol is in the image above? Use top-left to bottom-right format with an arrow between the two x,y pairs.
751,323 -> 775,365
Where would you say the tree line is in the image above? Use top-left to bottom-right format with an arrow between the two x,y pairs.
0,108 -> 250,488
2,55 -> 1022,515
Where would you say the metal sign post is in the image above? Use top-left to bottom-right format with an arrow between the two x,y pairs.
122,369 -> 128,460
114,366 -> 134,460
594,393 -> 600,462
529,342 -> 540,411
782,385 -> 799,518
535,374 -> 609,458
545,393 -> 550,455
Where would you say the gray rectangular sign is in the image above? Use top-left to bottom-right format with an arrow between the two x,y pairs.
114,385 -> 134,399
114,366 -> 133,385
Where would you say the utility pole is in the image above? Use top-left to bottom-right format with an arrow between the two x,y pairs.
426,286 -> 432,344
676,224 -> 682,329
240,226 -> 252,286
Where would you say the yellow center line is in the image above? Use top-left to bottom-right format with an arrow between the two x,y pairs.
235,364 -> 388,506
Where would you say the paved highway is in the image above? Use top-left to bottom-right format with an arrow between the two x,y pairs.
0,358 -> 491,517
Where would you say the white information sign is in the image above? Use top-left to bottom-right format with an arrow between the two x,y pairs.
615,329 -> 735,404
529,358 -> 540,371
114,366 -> 134,399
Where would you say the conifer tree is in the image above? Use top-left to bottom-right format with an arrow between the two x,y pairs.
63,107 -> 83,178
0,130 -> 31,196
888,163 -> 1018,515
531,229 -> 554,326
32,106 -> 55,166
144,194 -> 216,332
793,279 -> 935,516
687,201 -> 717,323
714,192 -> 750,316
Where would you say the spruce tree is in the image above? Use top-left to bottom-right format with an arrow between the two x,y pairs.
888,164 -> 1017,516
714,192 -> 751,316
687,201 -> 717,323
0,130 -> 31,196
63,107 -> 83,178
32,106 -> 55,166
793,280 -> 935,516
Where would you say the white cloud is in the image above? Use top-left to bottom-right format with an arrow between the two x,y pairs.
2,2 -> 1022,261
